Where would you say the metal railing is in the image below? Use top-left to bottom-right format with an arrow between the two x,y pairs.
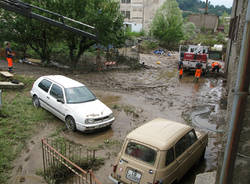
41,138 -> 101,184
0,0 -> 97,40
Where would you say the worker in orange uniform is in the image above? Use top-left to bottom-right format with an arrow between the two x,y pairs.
5,42 -> 15,72
194,61 -> 202,82
211,61 -> 221,73
178,60 -> 183,79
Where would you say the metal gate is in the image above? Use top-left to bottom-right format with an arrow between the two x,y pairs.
41,138 -> 101,184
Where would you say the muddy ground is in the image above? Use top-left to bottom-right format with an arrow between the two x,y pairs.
1,53 -> 227,184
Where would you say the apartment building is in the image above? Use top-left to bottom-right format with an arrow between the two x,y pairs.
120,0 -> 165,32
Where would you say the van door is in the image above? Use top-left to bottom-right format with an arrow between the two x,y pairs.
156,148 -> 178,184
175,135 -> 191,180
185,130 -> 202,167
115,141 -> 158,184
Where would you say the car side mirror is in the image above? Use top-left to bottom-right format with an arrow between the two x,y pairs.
57,98 -> 64,104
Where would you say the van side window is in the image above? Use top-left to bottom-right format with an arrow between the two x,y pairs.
175,136 -> 187,157
38,79 -> 52,92
187,130 -> 197,146
50,84 -> 63,99
165,148 -> 174,166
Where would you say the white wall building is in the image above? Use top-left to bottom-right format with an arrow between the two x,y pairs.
120,0 -> 165,32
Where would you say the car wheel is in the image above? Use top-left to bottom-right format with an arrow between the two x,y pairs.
32,95 -> 40,108
65,116 -> 76,132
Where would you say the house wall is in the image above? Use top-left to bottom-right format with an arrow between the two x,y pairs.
216,0 -> 250,183
120,0 -> 165,32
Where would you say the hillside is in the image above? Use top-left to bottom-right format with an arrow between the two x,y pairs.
177,0 -> 232,17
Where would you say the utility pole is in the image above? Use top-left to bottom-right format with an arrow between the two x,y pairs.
205,0 -> 208,14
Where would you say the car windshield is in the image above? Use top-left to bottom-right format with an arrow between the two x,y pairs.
65,86 -> 96,104
125,142 -> 156,165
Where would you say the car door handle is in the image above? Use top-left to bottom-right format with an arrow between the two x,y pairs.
47,96 -> 50,99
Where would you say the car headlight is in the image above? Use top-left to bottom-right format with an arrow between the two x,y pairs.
109,113 -> 114,119
85,118 -> 95,124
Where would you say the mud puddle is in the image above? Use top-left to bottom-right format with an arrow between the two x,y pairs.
6,53 -> 227,184
8,121 -> 62,184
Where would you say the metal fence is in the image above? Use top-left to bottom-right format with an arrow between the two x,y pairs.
41,138 -> 101,184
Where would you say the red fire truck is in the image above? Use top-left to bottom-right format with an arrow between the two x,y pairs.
179,45 -> 209,72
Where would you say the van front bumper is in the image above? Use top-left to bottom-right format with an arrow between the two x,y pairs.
108,175 -> 123,184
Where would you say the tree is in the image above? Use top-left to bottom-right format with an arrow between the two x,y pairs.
183,22 -> 196,41
49,0 -> 125,67
150,0 -> 184,48
0,0 -> 60,63
0,0 -> 125,66
220,12 -> 230,34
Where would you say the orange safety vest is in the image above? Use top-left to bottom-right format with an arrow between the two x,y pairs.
6,57 -> 13,67
195,69 -> 202,78
212,62 -> 220,68
179,68 -> 183,75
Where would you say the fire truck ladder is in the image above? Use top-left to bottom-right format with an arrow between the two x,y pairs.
0,0 -> 97,40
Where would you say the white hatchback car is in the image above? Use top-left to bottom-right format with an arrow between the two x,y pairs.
30,75 -> 115,132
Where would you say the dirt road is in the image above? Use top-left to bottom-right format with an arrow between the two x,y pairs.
1,53 -> 226,184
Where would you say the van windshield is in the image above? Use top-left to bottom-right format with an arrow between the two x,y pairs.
125,142 -> 156,165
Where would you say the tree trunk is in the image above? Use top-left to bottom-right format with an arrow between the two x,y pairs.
67,37 -> 96,69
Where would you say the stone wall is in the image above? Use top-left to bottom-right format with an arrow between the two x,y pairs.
216,0 -> 250,183
188,14 -> 219,32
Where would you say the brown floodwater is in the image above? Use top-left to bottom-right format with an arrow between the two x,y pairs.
4,54 -> 226,184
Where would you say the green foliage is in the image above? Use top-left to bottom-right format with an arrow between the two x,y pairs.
150,0 -> 184,48
190,32 -> 226,46
141,40 -> 159,51
0,0 -> 125,67
216,32 -> 227,44
125,30 -> 145,38
177,0 -> 232,16
219,12 -> 230,34
183,22 -> 197,41
51,0 -> 125,67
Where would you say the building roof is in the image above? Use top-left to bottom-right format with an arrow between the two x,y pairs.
126,118 -> 192,150
44,75 -> 84,88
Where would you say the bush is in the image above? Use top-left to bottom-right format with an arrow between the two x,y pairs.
140,40 -> 159,52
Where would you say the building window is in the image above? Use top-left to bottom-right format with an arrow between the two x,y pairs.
121,10 -> 130,19
121,0 -> 131,3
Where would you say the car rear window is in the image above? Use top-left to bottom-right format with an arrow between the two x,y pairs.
38,79 -> 52,92
125,142 -> 156,165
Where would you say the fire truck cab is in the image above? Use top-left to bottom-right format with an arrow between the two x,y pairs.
179,45 -> 209,72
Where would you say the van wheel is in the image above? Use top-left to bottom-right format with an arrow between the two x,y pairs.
65,116 -> 76,132
32,95 -> 40,108
200,148 -> 206,161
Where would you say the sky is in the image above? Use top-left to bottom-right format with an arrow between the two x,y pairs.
201,0 -> 233,8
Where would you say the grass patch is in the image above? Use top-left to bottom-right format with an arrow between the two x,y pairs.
0,75 -> 54,183
14,75 -> 36,88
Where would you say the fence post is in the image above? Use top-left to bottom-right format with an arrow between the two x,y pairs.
42,139 -> 46,177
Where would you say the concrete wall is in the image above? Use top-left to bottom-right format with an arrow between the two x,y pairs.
120,0 -> 165,32
216,0 -> 250,183
188,14 -> 219,32
142,0 -> 165,31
